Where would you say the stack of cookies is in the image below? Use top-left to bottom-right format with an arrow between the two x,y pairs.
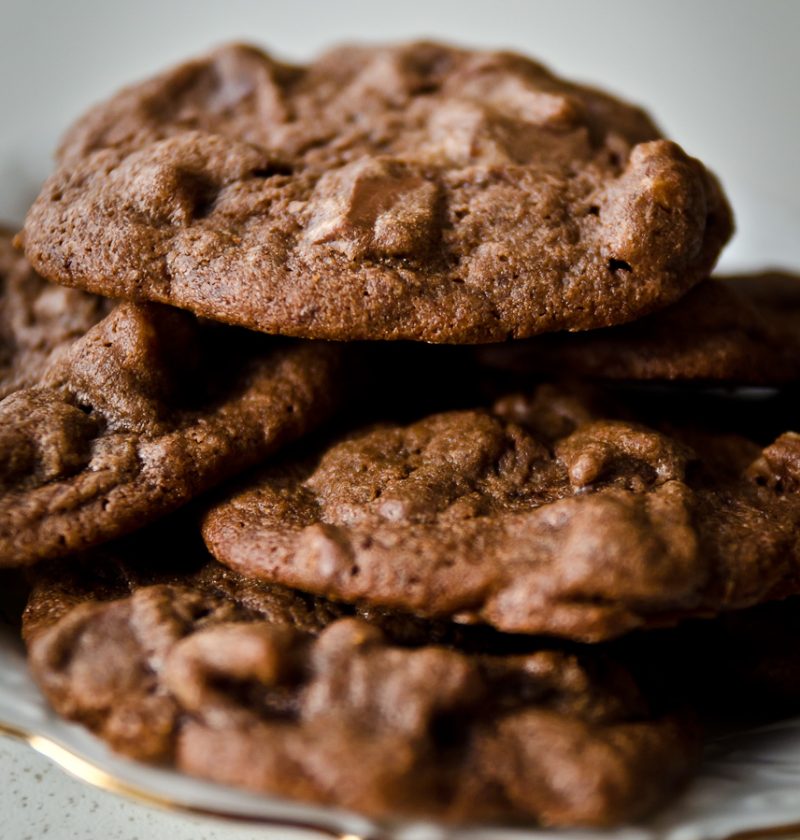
3,42 -> 800,828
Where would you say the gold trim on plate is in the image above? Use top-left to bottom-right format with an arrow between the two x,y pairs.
0,720 -> 379,839
5,716 -> 798,839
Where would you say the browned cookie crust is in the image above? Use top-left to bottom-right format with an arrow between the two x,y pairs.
24,551 -> 697,826
202,384 -> 800,641
0,228 -> 110,398
478,273 -> 800,383
0,302 -> 339,567
22,42 -> 731,343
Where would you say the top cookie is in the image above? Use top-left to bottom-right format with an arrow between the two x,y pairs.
22,42 -> 732,342
0,228 -> 110,398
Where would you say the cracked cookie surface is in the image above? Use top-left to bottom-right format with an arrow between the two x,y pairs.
23,548 -> 697,826
0,301 -> 340,566
203,384 -> 800,640
22,42 -> 731,342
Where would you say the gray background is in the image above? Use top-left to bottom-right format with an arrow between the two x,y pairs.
2,0 -> 799,225
1,1 -> 799,837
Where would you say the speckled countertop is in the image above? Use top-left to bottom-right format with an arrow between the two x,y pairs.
0,739 -> 320,840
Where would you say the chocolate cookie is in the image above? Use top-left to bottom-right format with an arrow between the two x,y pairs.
478,273 -> 800,383
21,42 -> 731,343
203,384 -> 800,641
0,228 -> 110,398
24,549 -> 697,826
0,302 -> 339,567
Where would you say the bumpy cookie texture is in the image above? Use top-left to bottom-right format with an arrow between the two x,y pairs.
478,273 -> 800,383
0,228 -> 110,398
24,552 -> 696,826
22,42 -> 731,342
0,302 -> 339,566
203,384 -> 800,641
